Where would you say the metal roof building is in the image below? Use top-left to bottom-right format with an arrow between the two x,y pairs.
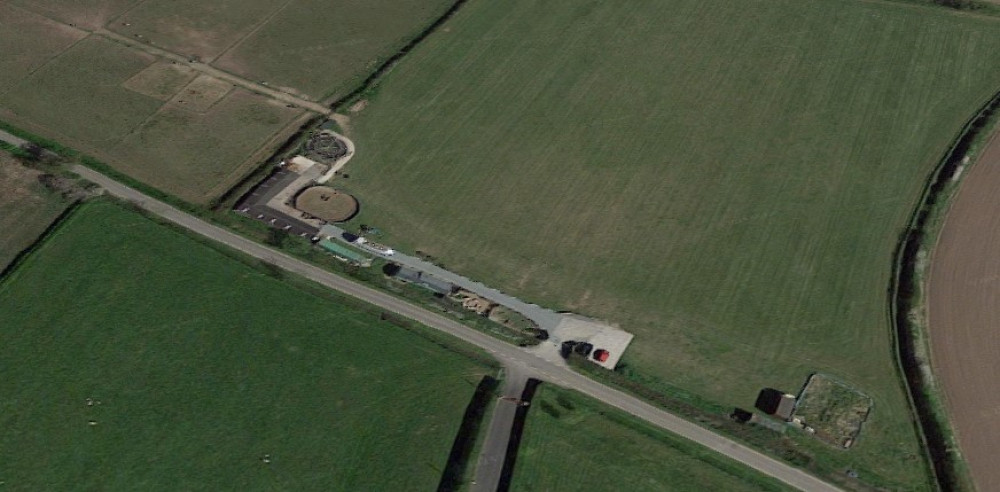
319,239 -> 370,265
391,266 -> 455,295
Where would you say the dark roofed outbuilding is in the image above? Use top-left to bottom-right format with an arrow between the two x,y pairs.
755,388 -> 797,421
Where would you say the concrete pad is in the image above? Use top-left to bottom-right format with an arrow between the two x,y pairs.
550,314 -> 634,370
288,155 -> 317,172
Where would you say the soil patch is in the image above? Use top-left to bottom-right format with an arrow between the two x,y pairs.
928,129 -> 1000,491
122,60 -> 197,100
295,186 -> 358,222
168,74 -> 233,113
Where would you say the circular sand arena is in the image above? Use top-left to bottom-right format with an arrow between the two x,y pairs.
295,186 -> 358,222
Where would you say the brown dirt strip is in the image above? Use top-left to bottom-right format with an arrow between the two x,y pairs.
928,128 -> 1000,492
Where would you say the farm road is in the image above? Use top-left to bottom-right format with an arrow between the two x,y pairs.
93,29 -> 333,116
73,165 -> 841,492
471,365 -> 531,492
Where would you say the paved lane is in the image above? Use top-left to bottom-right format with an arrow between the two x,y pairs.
471,366 -> 531,492
73,165 -> 840,492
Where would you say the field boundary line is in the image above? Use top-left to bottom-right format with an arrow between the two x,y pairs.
92,28 -> 331,115
0,18 -> 91,99
0,200 -> 82,288
104,0 -> 156,28
202,111 -> 313,204
209,0 -> 296,65
326,0 -> 473,110
855,0 -> 1000,19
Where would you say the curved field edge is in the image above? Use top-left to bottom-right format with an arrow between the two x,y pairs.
890,88 -> 1000,490
0,199 -> 495,489
334,1 -> 1000,488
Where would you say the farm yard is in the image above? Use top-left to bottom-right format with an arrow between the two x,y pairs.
510,386 -> 790,492
0,152 -> 72,270
0,200 -> 493,489
333,0 -> 1000,487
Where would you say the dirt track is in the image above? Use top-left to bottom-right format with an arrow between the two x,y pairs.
928,129 -> 1000,492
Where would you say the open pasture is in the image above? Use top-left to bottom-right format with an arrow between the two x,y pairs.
0,3 -> 86,92
511,386 -> 790,492
336,0 -> 1000,487
0,35 -> 305,204
0,200 -> 491,489
111,89 -> 305,203
111,0 -> 284,61
214,0 -> 456,101
12,0 -> 140,30
21,0 -> 457,103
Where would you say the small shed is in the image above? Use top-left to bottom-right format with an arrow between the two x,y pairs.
318,239 -> 370,265
755,388 -> 797,421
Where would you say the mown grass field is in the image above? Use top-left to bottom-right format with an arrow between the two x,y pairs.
0,3 -> 85,92
511,386 -> 791,492
12,0 -> 141,30
213,0 -> 456,102
0,200 -> 491,490
336,0 -> 1000,487
0,153 -> 70,270
0,28 -> 304,204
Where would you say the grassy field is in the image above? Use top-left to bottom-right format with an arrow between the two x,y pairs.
511,385 -> 791,492
12,0 -> 141,30
1,36 -> 161,143
0,152 -> 71,270
334,0 -> 1000,487
213,0 -> 456,101
0,200 -> 492,490
0,30 -> 305,203
112,1 -> 285,61
110,90 -> 305,202
0,3 -> 85,92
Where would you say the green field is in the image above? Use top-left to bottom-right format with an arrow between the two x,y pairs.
335,0 -> 1000,487
0,200 -> 492,489
0,153 -> 71,270
213,0 -> 456,101
511,386 -> 791,492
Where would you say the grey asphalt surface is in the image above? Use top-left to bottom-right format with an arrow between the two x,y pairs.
471,366 -> 531,492
235,168 -> 319,238
73,165 -> 841,492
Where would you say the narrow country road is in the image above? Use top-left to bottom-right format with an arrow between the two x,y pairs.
471,366 -> 531,492
72,165 -> 841,492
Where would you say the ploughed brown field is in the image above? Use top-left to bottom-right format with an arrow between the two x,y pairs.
928,129 -> 1000,492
